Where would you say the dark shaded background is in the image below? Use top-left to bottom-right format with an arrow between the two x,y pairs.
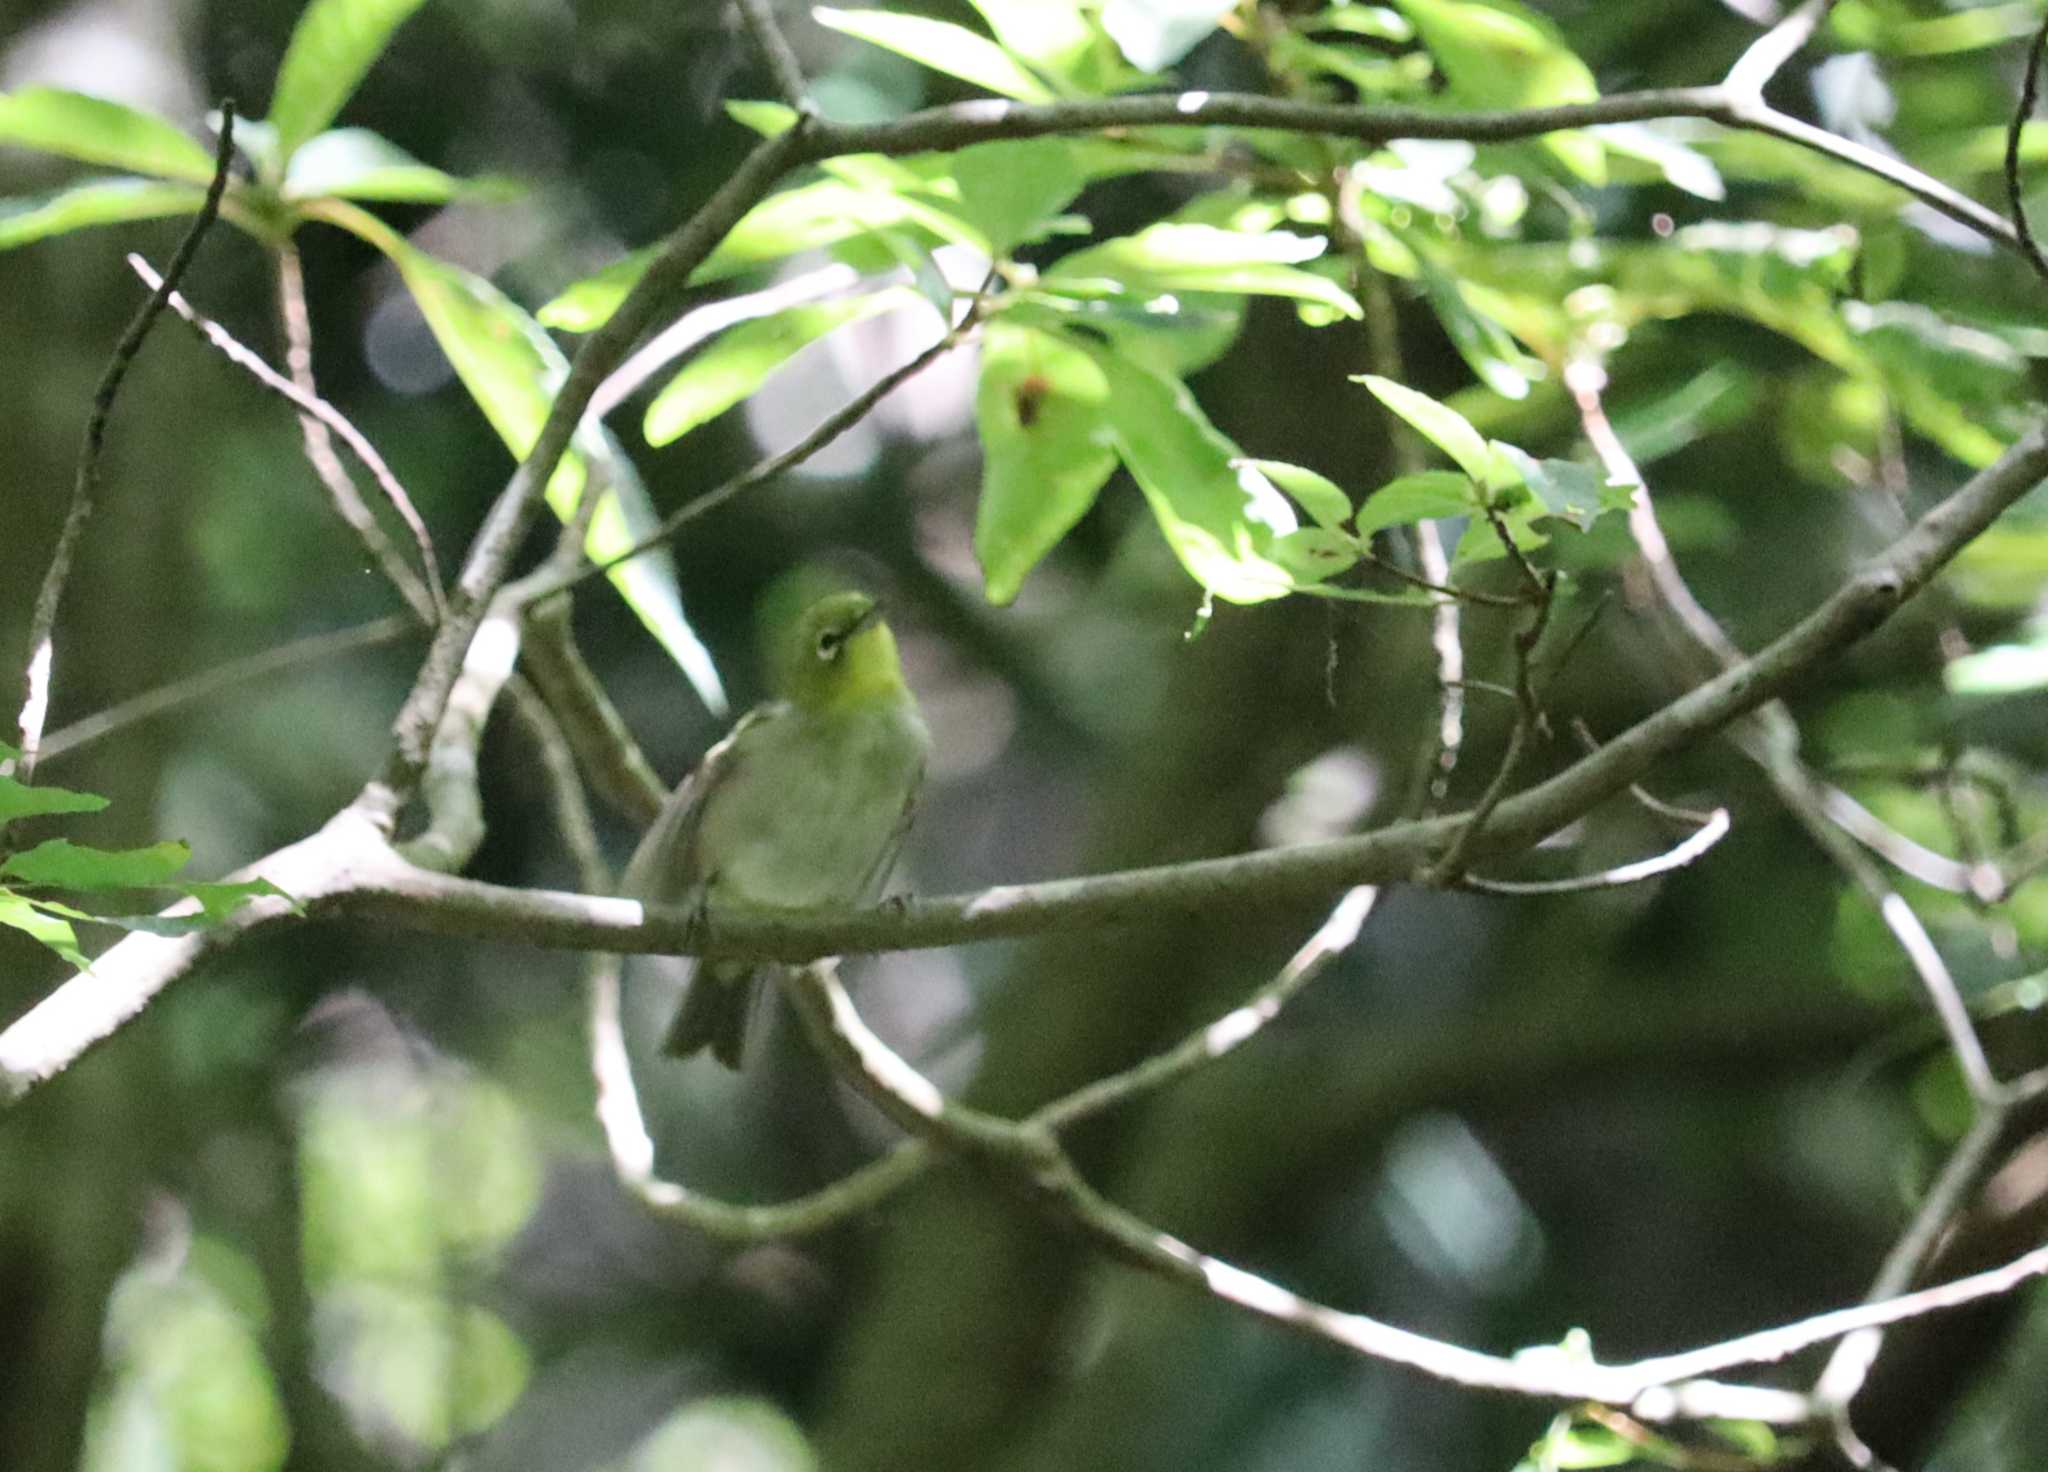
4,2 -> 2048,1469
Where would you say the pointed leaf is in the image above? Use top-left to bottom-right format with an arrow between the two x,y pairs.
267,0 -> 430,163
1,838 -> 190,889
1048,223 -> 1361,317
1393,0 -> 1604,183
325,202 -> 728,716
283,127 -> 519,204
1352,470 -> 1478,537
0,87 -> 217,181
0,774 -> 109,822
1236,459 -> 1353,530
968,0 -> 1104,81
1492,443 -> 1625,531
1090,347 -> 1303,604
644,288 -> 919,447
1355,375 -> 1512,488
0,177 -> 204,250
974,321 -> 1119,604
540,179 -> 957,331
814,8 -> 1056,102
0,889 -> 88,970
949,138 -> 1085,253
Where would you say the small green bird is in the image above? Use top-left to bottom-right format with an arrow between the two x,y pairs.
624,591 -> 930,1068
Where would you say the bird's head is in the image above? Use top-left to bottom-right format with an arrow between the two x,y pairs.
781,591 -> 907,712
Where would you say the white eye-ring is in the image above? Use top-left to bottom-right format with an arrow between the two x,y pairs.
816,630 -> 843,660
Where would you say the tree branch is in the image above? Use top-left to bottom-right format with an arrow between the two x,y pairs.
8,102 -> 236,786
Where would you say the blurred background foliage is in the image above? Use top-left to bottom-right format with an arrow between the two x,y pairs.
5,0 -> 2048,1469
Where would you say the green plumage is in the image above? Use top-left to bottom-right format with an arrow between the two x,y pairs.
623,593 -> 930,1069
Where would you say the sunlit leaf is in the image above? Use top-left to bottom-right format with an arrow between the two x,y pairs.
949,138 -> 1085,253
814,8 -> 1056,102
1271,525 -> 1362,584
283,127 -> 520,203
1046,223 -> 1362,317
1302,5 -> 1413,40
0,774 -> 110,822
1355,374 -> 1513,488
1592,122 -> 1724,200
1090,346 -> 1303,603
632,1396 -> 818,1471
267,0 -> 430,164
0,87 -> 218,181
0,889 -> 89,969
323,202 -> 727,715
0,838 -> 191,889
0,177 -> 205,250
540,179 -> 960,331
1831,0 -> 2040,57
1352,469 -> 1477,537
1101,0 -> 1234,71
973,320 -> 1118,604
1236,459 -> 1353,530
968,0 -> 1103,83
644,288 -> 920,447
1392,0 -> 1604,183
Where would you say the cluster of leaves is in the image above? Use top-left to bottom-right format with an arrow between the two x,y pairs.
0,0 -> 726,713
0,743 -> 284,969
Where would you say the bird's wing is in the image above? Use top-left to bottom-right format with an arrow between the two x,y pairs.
857,743 -> 927,902
621,701 -> 785,902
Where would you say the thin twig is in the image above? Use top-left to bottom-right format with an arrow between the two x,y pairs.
1463,807 -> 1731,895
546,307 -> 987,602
38,615 -> 414,763
780,959 -> 2048,1416
1579,353 -> 2007,1106
8,102 -> 237,786
1723,0 -> 1837,103
732,0 -> 812,113
131,254 -> 445,622
275,241 -> 441,622
2006,15 -> 2048,284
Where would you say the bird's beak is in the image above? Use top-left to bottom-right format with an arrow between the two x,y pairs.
847,602 -> 884,637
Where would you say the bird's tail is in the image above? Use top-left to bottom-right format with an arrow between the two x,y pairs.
662,963 -> 761,1069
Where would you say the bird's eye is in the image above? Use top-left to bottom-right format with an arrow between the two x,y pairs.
816,629 -> 843,661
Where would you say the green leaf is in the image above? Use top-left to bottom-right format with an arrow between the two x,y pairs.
973,320 -> 1119,604
1303,6 -> 1413,40
644,288 -> 919,447
1411,247 -> 1538,400
1392,0 -> 1604,183
725,99 -> 801,138
967,0 -> 1107,83
1046,223 -> 1362,317
539,179 -> 958,332
83,879 -> 298,936
267,0 -> 430,165
814,8 -> 1056,102
1452,487 -> 1547,565
1236,459 -> 1353,530
0,839 -> 190,889
1492,443 -> 1623,531
0,87 -> 218,181
949,139 -> 1085,253
283,127 -> 519,204
1271,526 -> 1361,585
0,177 -> 205,250
0,889 -> 89,970
1354,375 -> 1512,488
1352,469 -> 1478,537
1101,0 -> 1234,71
0,775 -> 110,822
325,203 -> 728,716
1089,347 -> 1303,604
